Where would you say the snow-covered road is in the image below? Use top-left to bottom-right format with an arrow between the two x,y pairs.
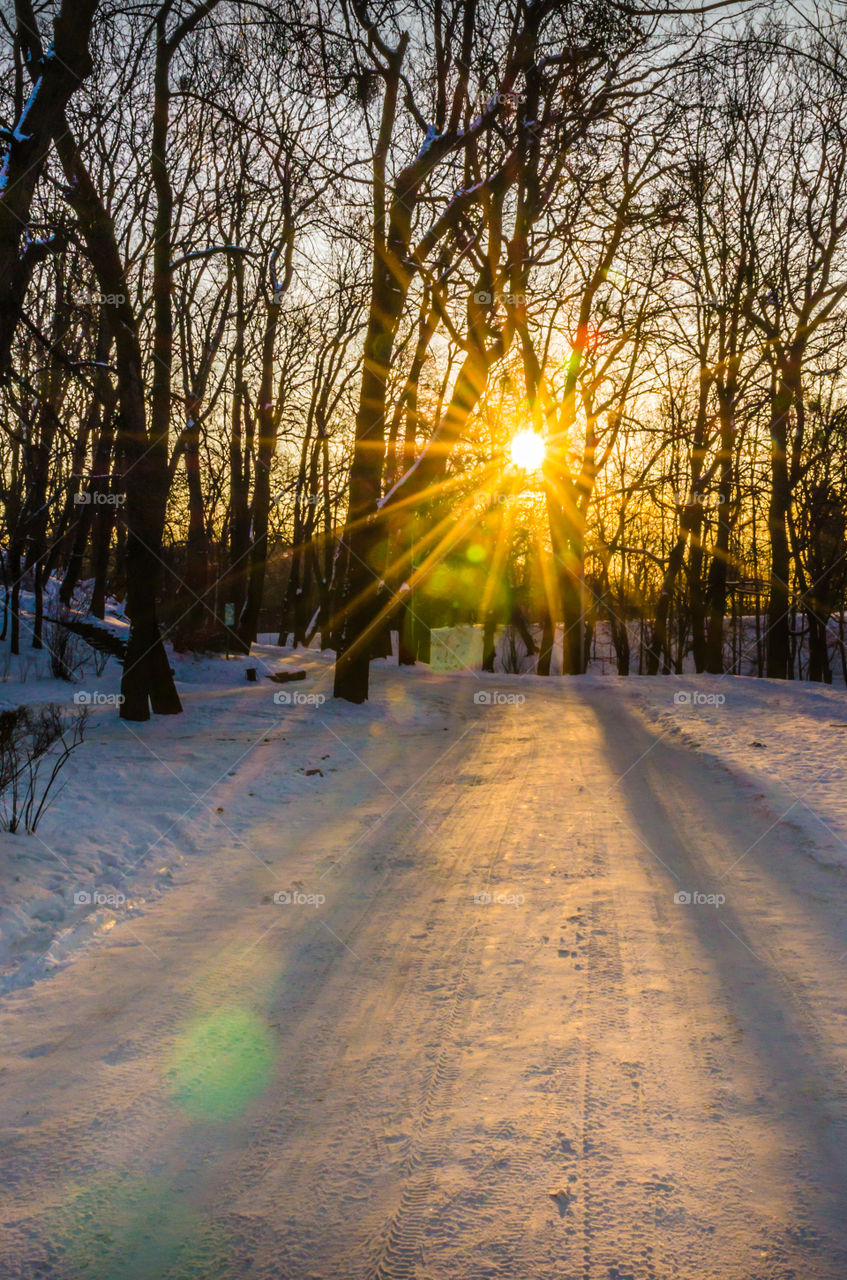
3,662 -> 847,1279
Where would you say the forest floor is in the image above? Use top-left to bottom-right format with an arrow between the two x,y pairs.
3,651 -> 847,1278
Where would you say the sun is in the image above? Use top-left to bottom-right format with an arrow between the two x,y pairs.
509,430 -> 546,472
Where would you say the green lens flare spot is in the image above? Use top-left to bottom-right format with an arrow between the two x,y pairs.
167,1007 -> 274,1120
466,544 -> 486,563
52,1173 -> 231,1280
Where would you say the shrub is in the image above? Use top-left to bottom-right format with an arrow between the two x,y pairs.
0,704 -> 88,833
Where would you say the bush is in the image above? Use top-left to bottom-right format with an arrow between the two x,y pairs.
0,704 -> 88,833
46,613 -> 86,682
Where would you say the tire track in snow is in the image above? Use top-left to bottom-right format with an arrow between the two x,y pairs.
578,685 -> 847,1278
365,713 -> 535,1280
190,713 -> 516,1278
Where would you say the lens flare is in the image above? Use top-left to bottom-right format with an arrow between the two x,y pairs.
167,1007 -> 274,1120
509,430 -> 545,472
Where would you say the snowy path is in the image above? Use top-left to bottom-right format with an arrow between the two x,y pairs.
3,665 -> 847,1279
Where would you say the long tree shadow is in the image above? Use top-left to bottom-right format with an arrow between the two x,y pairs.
581,683 -> 847,1264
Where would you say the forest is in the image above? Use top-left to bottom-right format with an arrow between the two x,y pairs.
1,0 -> 846,716
7,6 -> 847,1278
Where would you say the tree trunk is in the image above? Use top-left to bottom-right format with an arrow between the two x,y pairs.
537,613 -> 554,676
766,367 -> 795,680
0,0 -> 98,371
61,368 -> 116,607
55,125 -> 181,718
238,302 -> 280,650
806,609 -> 831,683
481,613 -> 497,672
688,528 -> 707,671
332,293 -> 399,701
704,391 -> 735,674
647,530 -> 688,676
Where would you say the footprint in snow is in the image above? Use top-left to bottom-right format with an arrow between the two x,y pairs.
549,1188 -> 572,1216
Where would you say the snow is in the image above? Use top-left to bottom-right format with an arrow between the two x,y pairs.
0,636 -> 329,994
632,673 -> 847,866
431,617 -> 847,682
3,623 -> 847,1275
415,123 -> 441,159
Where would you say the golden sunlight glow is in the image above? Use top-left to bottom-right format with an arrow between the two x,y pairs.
509,430 -> 546,472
